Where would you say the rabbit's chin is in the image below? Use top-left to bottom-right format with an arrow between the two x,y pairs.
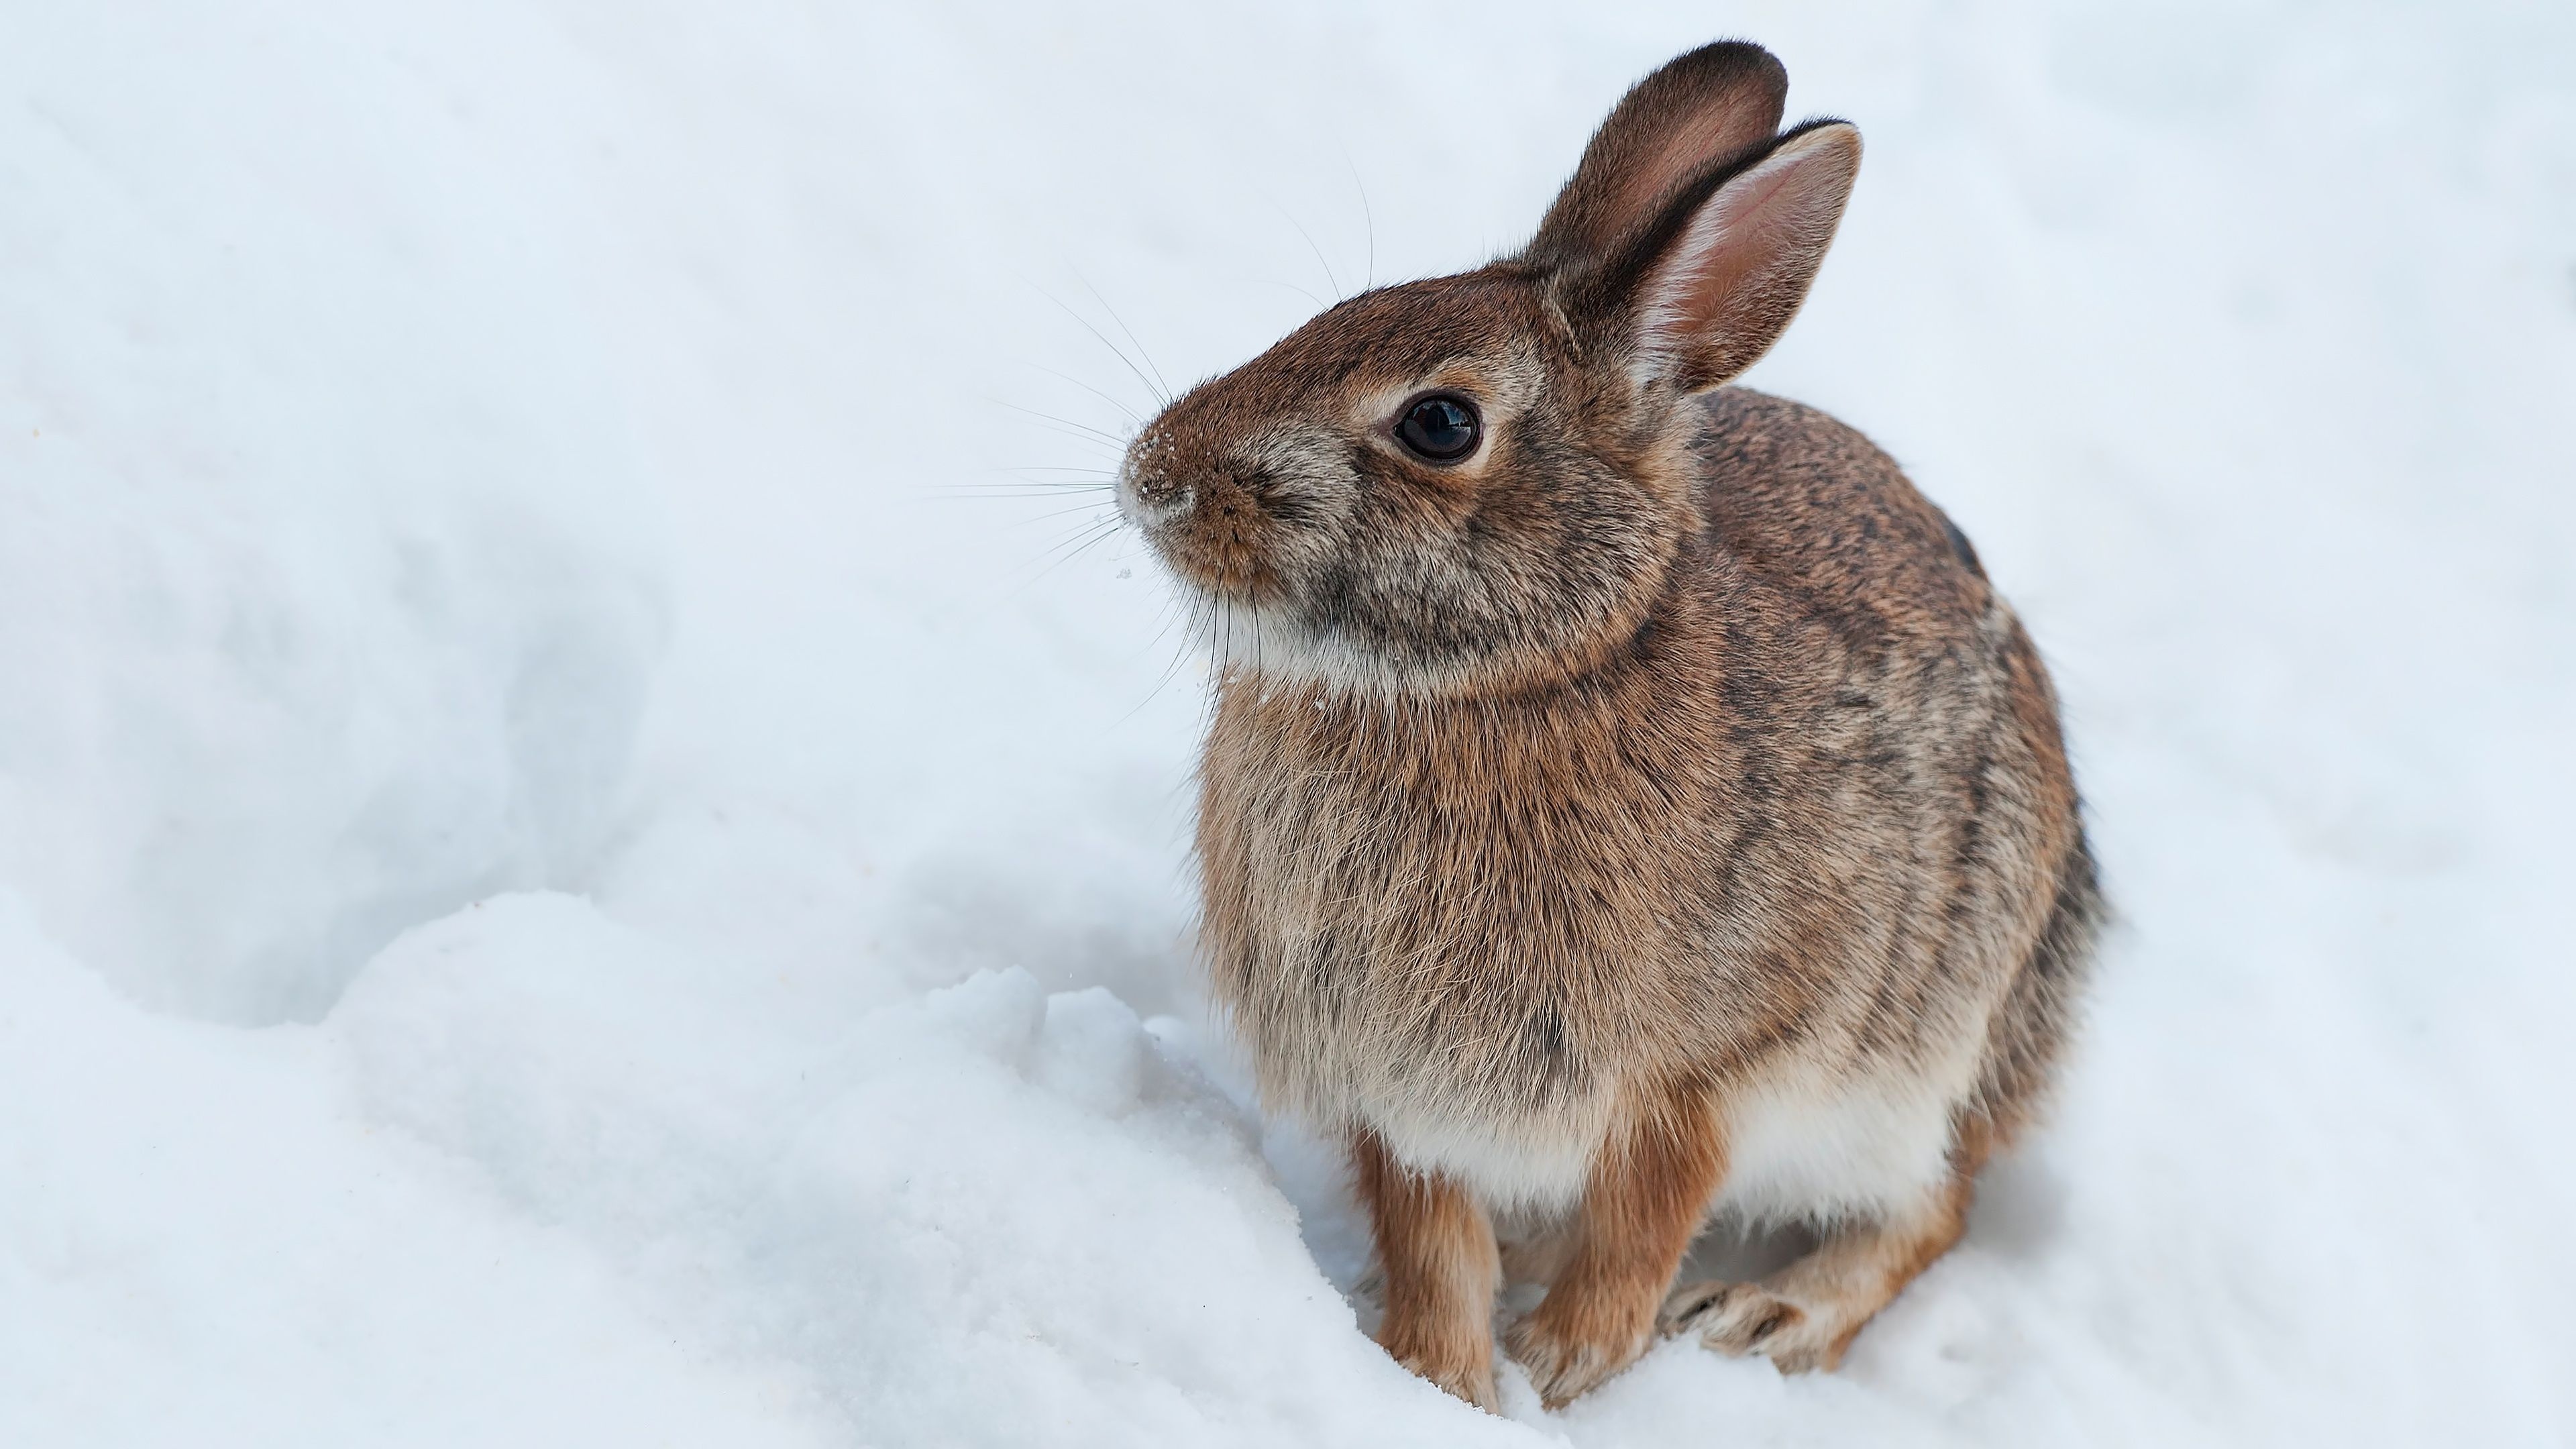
1181,586 -> 1646,702
1183,590 -> 1407,696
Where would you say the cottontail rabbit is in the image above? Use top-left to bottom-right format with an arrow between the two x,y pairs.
1117,40 -> 2099,1409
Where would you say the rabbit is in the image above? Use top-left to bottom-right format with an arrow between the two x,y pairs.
1114,40 -> 2100,1411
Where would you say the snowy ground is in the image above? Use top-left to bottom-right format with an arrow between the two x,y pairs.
4,2 -> 2571,1444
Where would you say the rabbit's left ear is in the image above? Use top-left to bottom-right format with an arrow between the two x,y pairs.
1613,121 -> 1861,392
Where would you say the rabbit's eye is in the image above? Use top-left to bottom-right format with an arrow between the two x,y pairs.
1395,394 -> 1481,462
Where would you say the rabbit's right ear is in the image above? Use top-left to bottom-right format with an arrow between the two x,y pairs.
1524,42 -> 1788,271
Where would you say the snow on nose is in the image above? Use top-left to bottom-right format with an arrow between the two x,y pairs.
1116,463 -> 1195,529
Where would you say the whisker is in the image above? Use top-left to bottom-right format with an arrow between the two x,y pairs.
1344,151 -> 1377,292
1129,586 -> 1215,720
1140,592 -> 1188,662
1002,429 -> 1127,461
1024,361 -> 1149,426
1036,515 -> 1121,561
940,477 -> 1115,496
996,400 -> 1130,447
1000,500 -> 1124,528
936,493 -> 1113,504
1036,285 -> 1171,409
1254,276 -> 1330,311
1080,278 -> 1174,406
1051,525 -> 1122,571
1005,515 -> 1126,596
1273,200 -> 1342,303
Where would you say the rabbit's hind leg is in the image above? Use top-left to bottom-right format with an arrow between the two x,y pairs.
1659,1169 -> 1970,1372
1663,835 -> 2102,1374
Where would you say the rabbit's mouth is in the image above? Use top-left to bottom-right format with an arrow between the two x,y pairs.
1115,468 -> 1366,686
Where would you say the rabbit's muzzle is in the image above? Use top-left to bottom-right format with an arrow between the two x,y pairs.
1118,450 -> 1287,602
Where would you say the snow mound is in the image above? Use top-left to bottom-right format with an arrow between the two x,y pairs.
332,891 -> 1510,1446
0,894 -> 822,1448
0,4 -> 665,1023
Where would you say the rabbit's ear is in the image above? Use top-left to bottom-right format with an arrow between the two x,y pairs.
1608,121 -> 1860,393
1525,42 -> 1788,270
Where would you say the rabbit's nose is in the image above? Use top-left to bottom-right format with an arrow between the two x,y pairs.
1118,466 -> 1195,528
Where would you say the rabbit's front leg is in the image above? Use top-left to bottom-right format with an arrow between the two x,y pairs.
1352,1128 -> 1502,1411
1505,1087 -> 1725,1407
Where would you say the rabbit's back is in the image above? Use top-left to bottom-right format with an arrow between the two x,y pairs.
1693,387 -> 1989,648
1688,386 -> 2098,1168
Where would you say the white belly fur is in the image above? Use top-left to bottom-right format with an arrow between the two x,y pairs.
1711,1063 -> 1963,1226
1362,1093 -> 1615,1214
1360,1056 -> 1971,1226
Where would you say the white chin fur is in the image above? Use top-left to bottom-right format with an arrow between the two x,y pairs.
1181,589 -> 1409,695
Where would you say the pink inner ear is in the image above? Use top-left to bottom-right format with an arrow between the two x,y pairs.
1636,126 -> 1860,392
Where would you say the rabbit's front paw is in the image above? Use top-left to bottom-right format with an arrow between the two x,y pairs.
1386,1340 -> 1497,1413
1506,1292 -> 1656,1407
1660,1280 -> 1837,1373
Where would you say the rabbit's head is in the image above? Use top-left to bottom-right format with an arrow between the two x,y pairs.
1120,42 -> 1858,696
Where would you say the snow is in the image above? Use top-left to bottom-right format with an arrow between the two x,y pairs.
2,1 -> 2569,1444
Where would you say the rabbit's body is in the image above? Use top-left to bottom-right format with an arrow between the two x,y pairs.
1201,388 -> 2091,1222
1122,43 -> 2098,1411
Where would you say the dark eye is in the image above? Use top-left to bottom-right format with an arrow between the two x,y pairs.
1395,394 -> 1481,463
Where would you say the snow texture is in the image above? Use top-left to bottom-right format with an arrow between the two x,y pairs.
3,1 -> 2571,1444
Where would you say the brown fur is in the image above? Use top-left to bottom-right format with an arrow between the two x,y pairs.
1116,42 -> 2101,1410
1351,1130 -> 1502,1409
1507,1081 -> 1728,1406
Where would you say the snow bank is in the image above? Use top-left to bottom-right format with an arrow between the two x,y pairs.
3,1 -> 2569,1445
0,5 -> 665,1023
334,892 -> 1505,1446
0,894 -> 824,1448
